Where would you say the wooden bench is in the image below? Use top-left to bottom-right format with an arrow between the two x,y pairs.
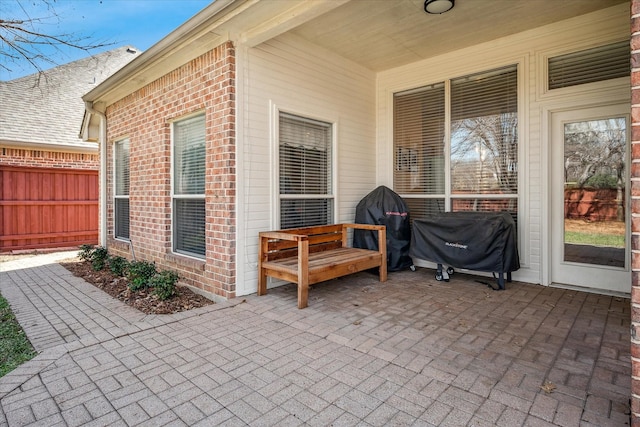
258,223 -> 387,308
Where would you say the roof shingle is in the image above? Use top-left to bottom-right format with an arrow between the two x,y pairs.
0,46 -> 141,148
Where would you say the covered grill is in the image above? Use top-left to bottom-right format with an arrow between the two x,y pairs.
410,211 -> 519,289
353,186 -> 414,272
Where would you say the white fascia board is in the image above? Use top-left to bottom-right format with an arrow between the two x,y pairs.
0,138 -> 98,154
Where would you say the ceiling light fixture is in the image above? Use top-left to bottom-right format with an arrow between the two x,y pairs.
424,0 -> 454,14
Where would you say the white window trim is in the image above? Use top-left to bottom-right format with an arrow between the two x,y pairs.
536,38 -> 630,101
113,137 -> 130,242
271,103 -> 338,230
170,111 -> 206,260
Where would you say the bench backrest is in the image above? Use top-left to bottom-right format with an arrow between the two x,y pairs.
263,224 -> 345,261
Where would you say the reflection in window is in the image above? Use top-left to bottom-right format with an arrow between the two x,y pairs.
563,117 -> 626,267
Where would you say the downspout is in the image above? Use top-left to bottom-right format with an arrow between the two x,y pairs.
84,101 -> 108,248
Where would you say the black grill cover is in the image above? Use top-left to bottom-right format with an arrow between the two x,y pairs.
353,186 -> 413,271
410,212 -> 520,274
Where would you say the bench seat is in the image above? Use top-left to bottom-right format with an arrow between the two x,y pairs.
258,224 -> 387,308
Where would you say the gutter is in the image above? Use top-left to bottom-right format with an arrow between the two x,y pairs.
0,139 -> 98,154
84,101 -> 108,248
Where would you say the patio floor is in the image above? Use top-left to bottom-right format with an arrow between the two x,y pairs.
0,255 -> 631,426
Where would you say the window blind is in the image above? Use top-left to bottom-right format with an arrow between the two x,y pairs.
450,65 -> 518,196
174,114 -> 206,195
279,113 -> 333,229
174,199 -> 206,256
548,41 -> 630,90
114,139 -> 130,240
393,83 -> 445,196
173,114 -> 205,257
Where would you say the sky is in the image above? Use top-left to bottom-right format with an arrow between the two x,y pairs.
0,0 -> 214,81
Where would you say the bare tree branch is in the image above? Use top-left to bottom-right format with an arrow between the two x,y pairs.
0,0 -> 114,77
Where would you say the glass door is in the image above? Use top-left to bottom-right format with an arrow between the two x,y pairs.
550,105 -> 630,293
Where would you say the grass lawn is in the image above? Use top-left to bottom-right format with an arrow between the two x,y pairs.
0,292 -> 37,377
564,231 -> 625,248
564,219 -> 625,248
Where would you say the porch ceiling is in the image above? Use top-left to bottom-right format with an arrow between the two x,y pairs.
284,0 -> 627,72
83,0 -> 628,106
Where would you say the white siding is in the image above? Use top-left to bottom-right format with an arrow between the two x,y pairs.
376,4 -> 629,286
237,33 -> 377,295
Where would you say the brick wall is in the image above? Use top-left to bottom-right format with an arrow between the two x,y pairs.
105,42 -> 236,300
632,1 -> 640,424
0,147 -> 98,170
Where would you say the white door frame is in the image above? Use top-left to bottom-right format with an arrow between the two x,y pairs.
547,104 -> 630,294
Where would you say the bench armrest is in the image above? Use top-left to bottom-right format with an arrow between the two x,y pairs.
259,231 -> 308,242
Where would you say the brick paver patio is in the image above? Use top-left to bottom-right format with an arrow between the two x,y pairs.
0,255 -> 631,426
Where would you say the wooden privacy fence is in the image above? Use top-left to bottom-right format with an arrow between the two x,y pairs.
0,166 -> 98,252
564,188 -> 625,222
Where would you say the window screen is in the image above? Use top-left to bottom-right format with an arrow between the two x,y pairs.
279,112 -> 333,229
173,114 -> 205,257
548,41 -> 630,90
114,139 -> 130,240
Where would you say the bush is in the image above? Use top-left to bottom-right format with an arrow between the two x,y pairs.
78,244 -> 95,262
108,256 -> 130,277
584,174 -> 618,189
149,270 -> 180,301
90,247 -> 109,271
127,261 -> 157,291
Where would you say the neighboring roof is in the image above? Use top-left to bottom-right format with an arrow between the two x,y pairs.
0,46 -> 141,152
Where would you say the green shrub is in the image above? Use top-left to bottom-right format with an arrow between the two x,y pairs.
78,244 -> 95,262
108,256 -> 130,277
90,246 -> 109,271
150,270 -> 180,301
127,261 -> 157,291
584,174 -> 618,189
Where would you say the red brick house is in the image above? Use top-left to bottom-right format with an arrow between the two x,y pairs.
80,1 -> 640,422
0,47 -> 140,252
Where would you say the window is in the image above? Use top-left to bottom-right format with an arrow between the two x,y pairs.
548,41 -> 630,90
279,112 -> 333,229
394,65 -> 518,222
173,114 -> 205,258
114,138 -> 130,240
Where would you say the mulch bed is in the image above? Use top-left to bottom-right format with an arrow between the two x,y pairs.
60,260 -> 214,315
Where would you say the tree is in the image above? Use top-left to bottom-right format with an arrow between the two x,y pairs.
0,0 -> 111,77
449,112 -> 518,213
564,118 -> 626,221
450,112 -> 518,194
563,118 -> 625,188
